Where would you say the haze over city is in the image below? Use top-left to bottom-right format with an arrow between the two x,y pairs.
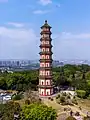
0,0 -> 90,60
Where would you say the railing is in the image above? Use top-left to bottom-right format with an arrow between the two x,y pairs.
39,51 -> 53,55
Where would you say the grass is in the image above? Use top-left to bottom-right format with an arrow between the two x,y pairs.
42,97 -> 90,118
43,98 -> 64,112
14,99 -> 25,107
77,99 -> 90,111
14,93 -> 90,119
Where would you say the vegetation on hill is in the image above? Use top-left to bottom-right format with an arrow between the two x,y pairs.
0,70 -> 39,91
0,64 -> 90,119
53,64 -> 90,98
21,103 -> 57,120
0,64 -> 90,97
0,101 -> 21,120
0,101 -> 57,120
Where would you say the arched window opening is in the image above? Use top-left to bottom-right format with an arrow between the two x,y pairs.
46,63 -> 47,67
42,81 -> 43,85
42,64 -> 44,67
47,63 -> 49,67
42,48 -> 45,52
42,55 -> 44,59
42,41 -> 44,44
46,55 -> 49,59
46,48 -> 49,52
47,81 -> 48,85
42,92 -> 43,95
47,92 -> 49,95
46,71 -> 49,75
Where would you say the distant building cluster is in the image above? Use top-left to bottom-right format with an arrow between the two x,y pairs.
0,59 -> 89,72
0,60 -> 31,67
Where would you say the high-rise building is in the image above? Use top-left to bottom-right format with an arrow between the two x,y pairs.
38,20 -> 53,96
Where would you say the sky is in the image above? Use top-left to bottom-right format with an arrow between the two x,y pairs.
0,0 -> 90,60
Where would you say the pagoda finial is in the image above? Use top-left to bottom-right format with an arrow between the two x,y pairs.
45,20 -> 47,24
41,20 -> 51,29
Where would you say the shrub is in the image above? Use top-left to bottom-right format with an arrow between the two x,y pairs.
75,112 -> 80,116
72,99 -> 78,105
60,96 -> 65,103
51,98 -> 53,101
25,99 -> 30,105
83,116 -> 90,120
56,96 -> 58,99
67,95 -> 71,99
61,102 -> 67,105
57,94 -> 60,98
39,98 -> 42,102
12,94 -> 23,100
87,94 -> 90,100
76,90 -> 86,98
65,99 -> 73,105
56,99 -> 60,104
73,96 -> 76,99
0,101 -> 21,120
48,97 -> 51,100
66,116 -> 76,120
56,94 -> 60,99
21,103 -> 57,120
62,92 -> 67,96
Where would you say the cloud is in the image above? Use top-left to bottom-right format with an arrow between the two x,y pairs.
60,32 -> 90,39
52,32 -> 90,60
0,0 -> 8,3
7,22 -> 24,28
1,24 -> 90,60
38,0 -> 52,6
0,26 -> 39,59
33,10 -> 49,14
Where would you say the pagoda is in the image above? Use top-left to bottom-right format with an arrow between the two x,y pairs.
38,20 -> 53,96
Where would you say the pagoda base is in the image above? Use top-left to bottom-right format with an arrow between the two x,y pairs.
38,87 -> 53,97
39,94 -> 53,98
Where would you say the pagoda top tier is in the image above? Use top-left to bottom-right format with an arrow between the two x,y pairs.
41,20 -> 51,29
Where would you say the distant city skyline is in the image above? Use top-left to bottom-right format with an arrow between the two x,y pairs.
0,0 -> 90,60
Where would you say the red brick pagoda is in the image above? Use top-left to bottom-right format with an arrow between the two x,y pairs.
38,20 -> 53,97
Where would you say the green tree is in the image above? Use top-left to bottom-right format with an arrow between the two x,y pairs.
66,116 -> 76,120
76,90 -> 86,98
0,101 -> 21,120
0,77 -> 7,89
21,103 -> 57,120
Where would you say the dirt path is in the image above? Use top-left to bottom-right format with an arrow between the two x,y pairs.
43,98 -> 89,117
68,105 -> 86,116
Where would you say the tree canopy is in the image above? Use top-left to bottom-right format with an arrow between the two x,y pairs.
0,101 -> 21,120
0,64 -> 90,97
21,103 -> 57,120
